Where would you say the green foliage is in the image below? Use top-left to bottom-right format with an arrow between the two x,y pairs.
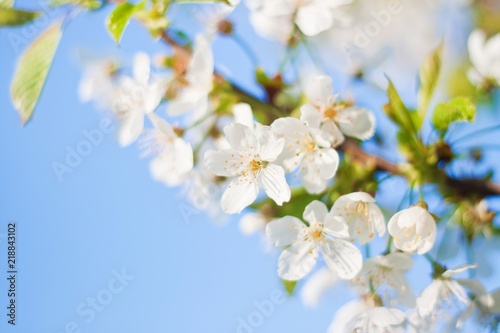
417,43 -> 443,122
432,96 -> 476,133
50,0 -> 102,10
106,1 -> 145,44
0,8 -> 40,26
384,79 -> 419,135
10,22 -> 63,125
0,0 -> 13,8
282,279 -> 297,296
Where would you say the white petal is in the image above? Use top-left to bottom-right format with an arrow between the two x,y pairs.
296,3 -> 334,36
117,110 -> 144,147
278,240 -> 318,280
321,238 -> 362,279
442,264 -> 476,279
257,126 -> 285,161
300,148 -> 339,194
468,30 -> 487,76
303,200 -> 329,225
256,164 -> 290,205
133,52 -> 150,86
224,123 -> 258,150
383,252 -> 414,271
336,107 -> 376,140
321,120 -> 345,147
300,267 -> 338,308
150,139 -> 193,186
220,178 -> 259,214
239,213 -> 266,236
323,214 -> 350,239
300,104 -> 322,129
369,307 -> 406,326
148,113 -> 176,138
307,76 -> 333,107
344,191 -> 375,203
266,216 -> 305,246
204,149 -> 249,177
187,35 -> 214,91
328,300 -> 367,333
233,103 -> 255,129
417,280 -> 441,317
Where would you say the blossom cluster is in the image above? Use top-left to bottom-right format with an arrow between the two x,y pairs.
75,0 -> 500,331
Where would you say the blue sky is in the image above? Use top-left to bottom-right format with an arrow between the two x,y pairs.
2,1 -> 500,333
0,2 -> 353,332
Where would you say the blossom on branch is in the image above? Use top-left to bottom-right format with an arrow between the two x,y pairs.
266,200 -> 362,280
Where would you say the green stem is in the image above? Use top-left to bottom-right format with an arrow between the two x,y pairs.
465,239 -> 475,278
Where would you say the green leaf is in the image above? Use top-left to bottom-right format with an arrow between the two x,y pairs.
417,43 -> 443,122
106,1 -> 145,44
0,0 -> 13,8
282,279 -> 297,296
432,96 -> 476,133
0,8 -> 40,26
49,0 -> 102,10
384,79 -> 418,135
10,21 -> 62,125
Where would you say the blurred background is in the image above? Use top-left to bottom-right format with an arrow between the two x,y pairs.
1,0 -> 500,332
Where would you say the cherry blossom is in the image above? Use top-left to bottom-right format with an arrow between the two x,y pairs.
302,76 -> 376,144
388,206 -> 437,255
331,191 -> 385,244
272,111 -> 339,194
266,200 -> 362,280
204,123 -> 291,214
467,29 -> 500,87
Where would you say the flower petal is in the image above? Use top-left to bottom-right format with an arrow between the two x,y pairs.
256,164 -> 290,205
307,76 -> 333,107
224,123 -> 258,150
303,200 -> 329,225
278,240 -> 318,280
336,107 -> 375,140
204,149 -> 249,177
117,110 -> 144,147
220,177 -> 259,214
266,215 -> 305,246
321,238 -> 362,279
300,267 -> 338,308
233,103 -> 255,129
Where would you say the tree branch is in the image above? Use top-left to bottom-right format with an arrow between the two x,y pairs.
340,138 -> 500,197
156,23 -> 500,199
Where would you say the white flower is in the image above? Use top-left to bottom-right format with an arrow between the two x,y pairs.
331,192 -> 385,244
467,29 -> 500,87
78,58 -> 115,108
328,299 -> 406,333
352,252 -> 415,307
143,114 -> 193,186
204,123 -> 291,214
272,112 -> 339,194
416,264 -> 476,317
449,278 -> 496,329
300,267 -> 339,308
388,206 -> 436,255
239,212 -> 267,236
266,200 -> 362,280
112,53 -> 164,147
247,0 -> 352,42
302,76 -> 376,144
168,35 -> 214,120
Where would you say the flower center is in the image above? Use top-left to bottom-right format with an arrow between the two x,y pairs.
324,107 -> 337,120
250,159 -> 261,172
